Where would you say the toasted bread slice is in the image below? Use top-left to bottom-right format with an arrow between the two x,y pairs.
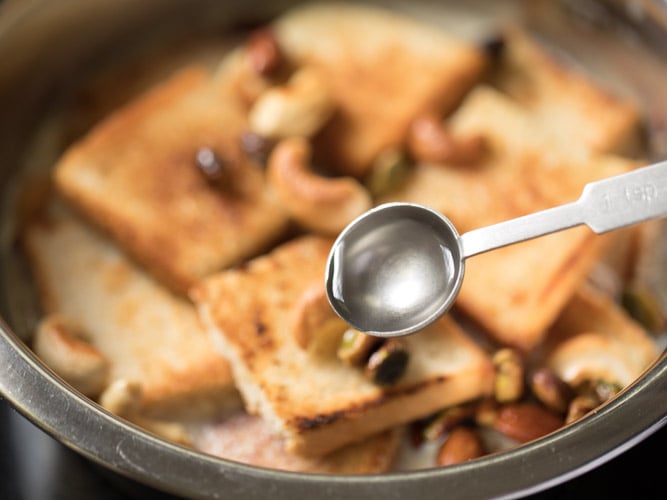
380,86 -> 639,350
54,65 -> 289,294
22,199 -> 238,417
269,2 -> 487,177
194,411 -> 402,474
545,284 -> 659,386
192,236 -> 493,457
492,28 -> 641,156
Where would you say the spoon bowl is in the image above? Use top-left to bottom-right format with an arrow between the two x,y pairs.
325,203 -> 465,337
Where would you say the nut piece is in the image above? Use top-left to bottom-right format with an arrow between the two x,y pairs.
491,403 -> 563,443
291,281 -> 347,352
437,426 -> 485,467
245,28 -> 283,76
267,137 -> 372,235
407,112 -> 486,165
423,405 -> 476,442
364,148 -> 411,197
366,339 -> 409,386
492,348 -> 525,404
337,328 -> 381,366
33,315 -> 109,398
565,394 -> 600,424
546,332 -> 637,387
249,67 -> 335,139
529,368 -> 574,414
575,378 -> 621,404
99,379 -> 144,417
621,284 -> 666,333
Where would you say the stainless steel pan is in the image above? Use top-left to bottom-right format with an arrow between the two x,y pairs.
1,1 -> 665,498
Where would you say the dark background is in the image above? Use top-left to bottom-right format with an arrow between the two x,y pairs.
1,397 -> 664,500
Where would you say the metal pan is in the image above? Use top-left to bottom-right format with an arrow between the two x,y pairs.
1,1 -> 665,498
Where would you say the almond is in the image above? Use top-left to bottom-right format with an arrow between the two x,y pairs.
492,403 -> 563,443
437,427 -> 485,466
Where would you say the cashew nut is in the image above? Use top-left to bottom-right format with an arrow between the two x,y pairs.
99,379 -> 144,417
33,315 -> 109,398
407,112 -> 487,165
291,281 -> 347,353
268,137 -> 372,235
546,332 -> 635,387
249,67 -> 335,139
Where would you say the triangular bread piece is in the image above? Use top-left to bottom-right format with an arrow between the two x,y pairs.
192,236 -> 493,457
381,86 -> 639,350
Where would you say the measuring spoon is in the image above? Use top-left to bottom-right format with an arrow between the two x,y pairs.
325,161 -> 667,337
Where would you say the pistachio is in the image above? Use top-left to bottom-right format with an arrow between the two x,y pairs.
407,112 -> 486,165
423,405 -> 476,442
245,28 -> 283,76
437,426 -> 485,467
575,378 -> 622,404
621,284 -> 666,333
529,367 -> 574,414
366,339 -> 409,386
492,348 -> 525,404
364,148 -> 410,197
337,328 -> 381,366
491,403 -> 563,443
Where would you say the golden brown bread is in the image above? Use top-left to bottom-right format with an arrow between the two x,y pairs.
54,65 -> 289,294
270,2 -> 488,177
380,86 -> 639,351
492,28 -> 642,156
192,236 -> 494,457
22,199 -> 238,418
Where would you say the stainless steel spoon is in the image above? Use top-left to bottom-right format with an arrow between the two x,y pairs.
325,160 -> 667,338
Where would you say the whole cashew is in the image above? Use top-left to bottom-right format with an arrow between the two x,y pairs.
268,137 -> 372,235
291,281 -> 346,351
33,315 -> 109,398
249,67 -> 335,139
546,332 -> 634,387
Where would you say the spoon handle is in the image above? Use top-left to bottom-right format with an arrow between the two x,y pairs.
460,161 -> 667,259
